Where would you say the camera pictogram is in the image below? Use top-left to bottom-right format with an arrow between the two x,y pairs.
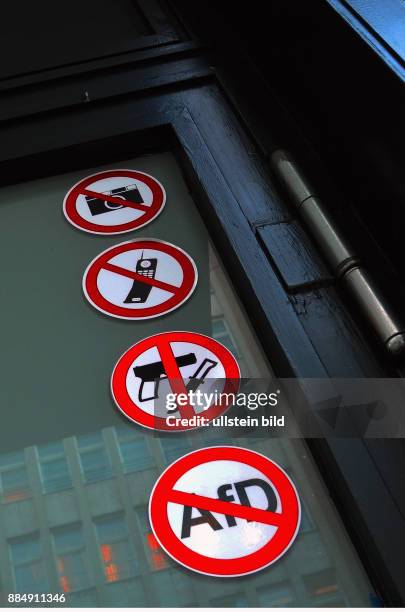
85,184 -> 143,216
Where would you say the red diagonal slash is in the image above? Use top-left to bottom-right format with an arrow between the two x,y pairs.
156,341 -> 196,419
81,188 -> 151,213
102,262 -> 179,294
168,490 -> 284,527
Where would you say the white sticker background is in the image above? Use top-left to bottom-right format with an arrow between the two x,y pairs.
167,459 -> 281,559
125,341 -> 227,418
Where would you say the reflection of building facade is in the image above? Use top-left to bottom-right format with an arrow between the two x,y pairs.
0,425 -> 357,607
210,246 -> 270,379
0,248 -> 370,607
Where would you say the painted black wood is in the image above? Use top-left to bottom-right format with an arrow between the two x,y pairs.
292,286 -> 387,375
0,0 -> 182,81
136,0 -> 183,39
0,56 -> 212,123
0,41 -> 201,93
258,221 -> 334,292
209,0 -> 405,292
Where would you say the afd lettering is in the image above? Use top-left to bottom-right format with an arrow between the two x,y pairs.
181,478 -> 277,539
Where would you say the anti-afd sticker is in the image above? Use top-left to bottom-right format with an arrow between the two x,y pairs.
111,331 -> 240,431
63,169 -> 166,235
82,239 -> 198,320
149,446 -> 301,577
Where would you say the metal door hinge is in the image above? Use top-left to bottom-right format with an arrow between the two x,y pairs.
271,149 -> 405,358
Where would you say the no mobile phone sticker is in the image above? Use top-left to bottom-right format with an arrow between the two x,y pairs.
83,239 -> 198,320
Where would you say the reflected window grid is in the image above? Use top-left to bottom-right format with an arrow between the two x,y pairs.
8,534 -> 50,594
135,506 -> 169,572
37,441 -> 72,494
114,426 -> 154,473
94,514 -> 139,584
77,432 -> 113,484
52,523 -> 92,594
211,314 -> 240,359
0,451 -> 31,503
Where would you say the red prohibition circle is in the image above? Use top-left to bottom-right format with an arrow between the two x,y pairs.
83,239 -> 198,320
149,446 -> 301,577
63,169 -> 166,234
111,331 -> 240,431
